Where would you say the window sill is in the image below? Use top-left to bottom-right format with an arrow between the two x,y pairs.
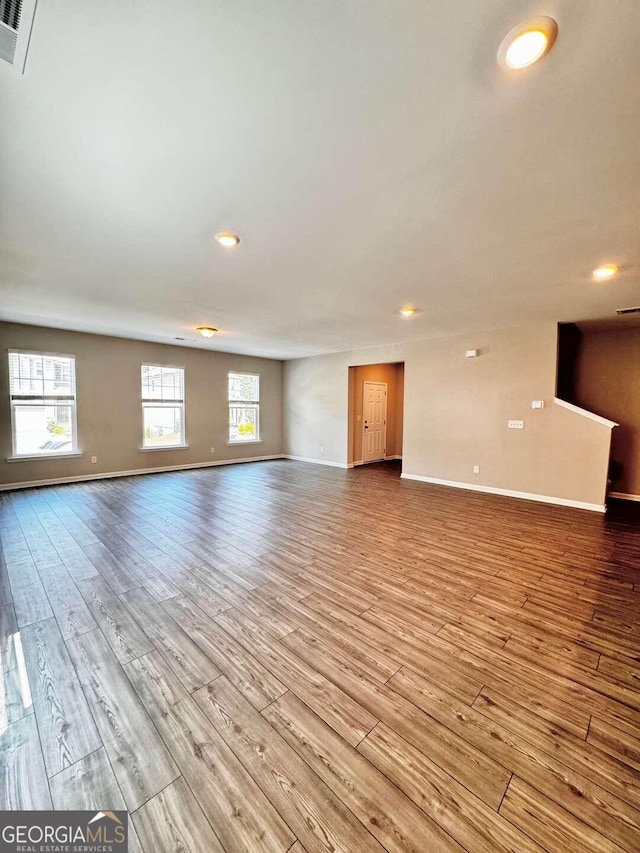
139,444 -> 190,452
7,452 -> 83,462
226,440 -> 263,446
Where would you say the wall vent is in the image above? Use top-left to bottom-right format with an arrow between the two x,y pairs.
615,306 -> 640,315
1,0 -> 38,72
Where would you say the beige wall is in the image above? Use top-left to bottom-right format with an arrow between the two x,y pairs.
284,323 -> 614,508
575,327 -> 640,497
0,322 -> 283,487
349,363 -> 404,463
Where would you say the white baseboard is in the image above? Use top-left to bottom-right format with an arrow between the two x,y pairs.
609,492 -> 640,502
0,454 -> 285,492
400,472 -> 605,513
283,454 -> 350,469
352,456 -> 402,467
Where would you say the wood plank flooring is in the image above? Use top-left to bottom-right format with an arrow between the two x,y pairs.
1,459 -> 639,853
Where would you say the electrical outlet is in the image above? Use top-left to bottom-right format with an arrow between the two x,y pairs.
531,400 -> 544,409
91,456 -> 97,464
320,445 -> 324,453
473,465 -> 480,474
210,447 -> 215,454
508,419 -> 524,429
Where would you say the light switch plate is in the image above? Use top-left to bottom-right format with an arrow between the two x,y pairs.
508,420 -> 524,429
531,400 -> 544,409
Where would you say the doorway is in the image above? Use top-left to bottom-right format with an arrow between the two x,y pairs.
348,362 -> 404,469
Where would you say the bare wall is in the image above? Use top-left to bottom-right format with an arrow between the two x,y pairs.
574,327 -> 640,497
0,322 -> 283,487
284,323 -> 613,508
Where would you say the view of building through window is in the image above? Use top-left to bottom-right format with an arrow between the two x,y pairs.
9,351 -> 77,456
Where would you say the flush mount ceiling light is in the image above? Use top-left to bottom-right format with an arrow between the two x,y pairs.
400,307 -> 416,317
197,327 -> 218,338
498,17 -> 558,70
593,264 -> 620,280
214,231 -> 240,247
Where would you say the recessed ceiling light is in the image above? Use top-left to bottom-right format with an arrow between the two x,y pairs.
197,326 -> 218,338
214,232 -> 240,247
593,264 -> 620,280
498,17 -> 558,70
400,307 -> 416,317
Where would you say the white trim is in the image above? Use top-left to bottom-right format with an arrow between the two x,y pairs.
226,439 -> 263,446
138,444 -> 189,452
353,457 -> 401,466
283,455 -> 350,469
554,397 -> 618,428
7,451 -> 84,462
609,492 -> 640,502
400,472 -> 605,513
0,454 -> 284,492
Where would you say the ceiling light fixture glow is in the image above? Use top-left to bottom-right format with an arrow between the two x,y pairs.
593,264 -> 620,280
197,327 -> 218,338
400,307 -> 416,317
498,17 -> 557,70
214,232 -> 240,247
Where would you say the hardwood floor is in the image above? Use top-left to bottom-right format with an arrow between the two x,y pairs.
1,459 -> 639,852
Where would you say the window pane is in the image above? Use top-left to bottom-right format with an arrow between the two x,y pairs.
9,352 -> 44,395
143,406 -> 183,447
229,405 -> 258,441
13,404 -> 74,455
55,406 -> 71,425
142,365 -> 161,399
142,365 -> 183,400
228,373 -> 259,402
43,356 -> 74,397
9,352 -> 75,398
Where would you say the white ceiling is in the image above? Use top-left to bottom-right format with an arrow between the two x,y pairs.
1,0 -> 639,359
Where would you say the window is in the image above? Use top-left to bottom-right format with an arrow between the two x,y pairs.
228,372 -> 260,442
141,365 -> 185,449
9,351 -> 78,457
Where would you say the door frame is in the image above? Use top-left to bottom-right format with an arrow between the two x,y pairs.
362,380 -> 387,464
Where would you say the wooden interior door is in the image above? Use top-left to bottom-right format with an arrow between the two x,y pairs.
362,381 -> 387,463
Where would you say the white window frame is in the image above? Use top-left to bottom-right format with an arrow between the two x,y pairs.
7,349 -> 81,461
228,371 -> 261,444
140,363 -> 187,451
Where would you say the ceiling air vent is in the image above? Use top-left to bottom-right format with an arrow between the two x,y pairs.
616,306 -> 640,315
1,0 -> 38,72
